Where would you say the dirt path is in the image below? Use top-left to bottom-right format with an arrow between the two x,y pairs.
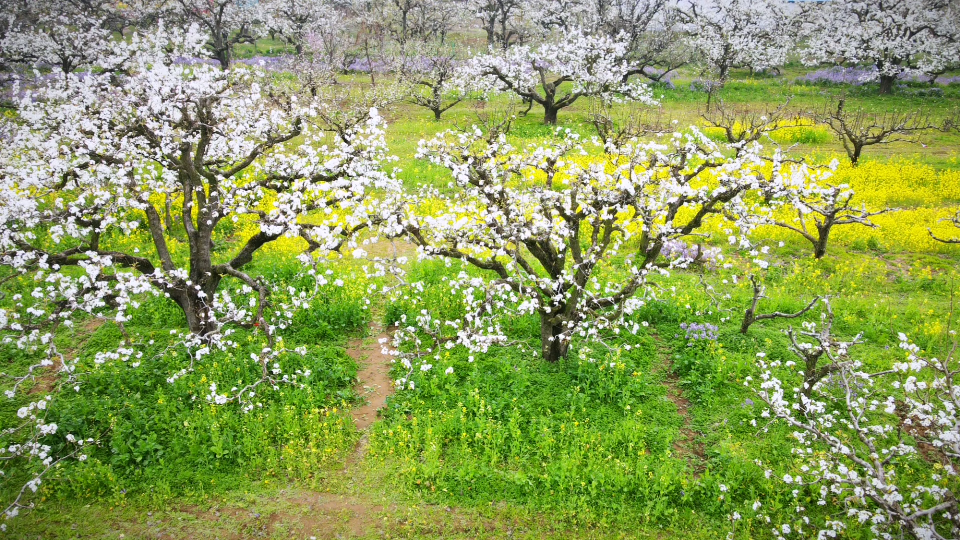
651,333 -> 706,476
164,488 -> 508,540
265,491 -> 388,539
344,323 -> 397,461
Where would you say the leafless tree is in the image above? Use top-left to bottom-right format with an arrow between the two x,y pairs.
944,107 -> 960,134
590,100 -> 668,146
700,97 -> 794,150
769,183 -> 894,259
817,97 -> 933,166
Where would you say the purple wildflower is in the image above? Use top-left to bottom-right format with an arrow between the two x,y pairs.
680,322 -> 719,343
661,239 -> 721,267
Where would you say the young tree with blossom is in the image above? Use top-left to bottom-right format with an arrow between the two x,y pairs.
470,0 -> 539,49
365,0 -> 461,48
800,0 -> 960,95
765,176 -> 893,259
387,125 -> 801,366
298,10 -> 358,81
398,41 -> 465,120
751,302 -> 960,539
460,29 -> 655,124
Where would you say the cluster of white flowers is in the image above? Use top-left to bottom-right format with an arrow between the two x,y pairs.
0,1 -> 121,76
0,21 -> 399,521
749,302 -> 960,539
0,393 -> 91,527
800,0 -> 960,90
1,0 -> 956,531
381,123 -> 819,371
680,0 -> 795,79
458,27 -> 656,123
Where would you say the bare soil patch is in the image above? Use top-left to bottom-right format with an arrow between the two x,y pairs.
345,323 -> 397,432
651,333 -> 706,476
29,318 -> 105,395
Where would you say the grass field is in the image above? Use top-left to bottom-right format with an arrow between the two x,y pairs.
4,59 -> 960,539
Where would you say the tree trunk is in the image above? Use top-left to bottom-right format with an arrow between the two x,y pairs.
213,29 -> 231,70
363,40 -> 376,87
432,86 -> 443,120
544,106 -> 559,125
540,314 -> 569,363
215,50 -> 229,70
850,144 -> 863,166
813,225 -> 831,259
181,213 -> 222,335
740,309 -> 755,334
171,284 -> 220,337
164,194 -> 174,232
878,74 -> 895,95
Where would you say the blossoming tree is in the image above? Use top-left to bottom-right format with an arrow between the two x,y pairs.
764,173 -> 893,259
459,28 -> 655,124
398,41 -> 466,120
470,0 -> 538,49
800,0 -> 960,94
388,125 -> 801,367
0,25 -> 394,373
679,0 -> 795,80
0,0 -> 119,77
264,0 -> 338,54
172,0 -> 263,68
360,0 -> 462,48
0,25 -> 399,523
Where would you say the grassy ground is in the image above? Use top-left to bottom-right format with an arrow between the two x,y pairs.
3,61 -> 960,538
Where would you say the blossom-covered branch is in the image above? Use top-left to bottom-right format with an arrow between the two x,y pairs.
750,302 -> 960,539
388,124 -> 802,364
459,28 -> 655,124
